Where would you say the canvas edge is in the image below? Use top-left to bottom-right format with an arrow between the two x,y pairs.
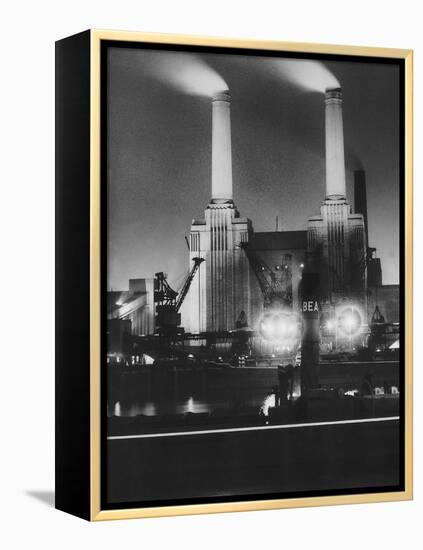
88,30 -> 413,521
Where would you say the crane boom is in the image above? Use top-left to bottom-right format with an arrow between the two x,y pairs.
175,257 -> 204,312
154,272 -> 178,304
240,242 -> 291,309
154,257 -> 205,333
240,242 -> 274,306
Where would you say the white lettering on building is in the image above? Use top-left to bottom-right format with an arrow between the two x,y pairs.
302,301 -> 319,312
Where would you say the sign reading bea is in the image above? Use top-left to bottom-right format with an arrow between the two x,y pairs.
302,300 -> 319,312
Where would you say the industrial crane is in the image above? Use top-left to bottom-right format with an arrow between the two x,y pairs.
239,242 -> 291,309
154,257 -> 204,333
240,243 -> 300,362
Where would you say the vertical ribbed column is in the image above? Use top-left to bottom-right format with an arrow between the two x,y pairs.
325,88 -> 346,200
321,200 -> 351,297
212,92 -> 233,202
205,204 -> 235,332
183,91 -> 252,335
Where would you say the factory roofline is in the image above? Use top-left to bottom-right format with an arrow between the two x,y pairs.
191,216 -> 252,226
252,230 -> 307,251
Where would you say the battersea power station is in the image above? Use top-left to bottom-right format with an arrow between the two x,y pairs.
179,86 -> 386,338
108,83 -> 399,354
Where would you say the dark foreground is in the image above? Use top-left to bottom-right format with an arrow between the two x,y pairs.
107,360 -> 399,435
106,417 -> 401,506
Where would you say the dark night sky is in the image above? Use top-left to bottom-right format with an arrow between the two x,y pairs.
107,47 -> 400,290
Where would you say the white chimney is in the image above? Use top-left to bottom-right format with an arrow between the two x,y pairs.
325,87 -> 346,199
211,91 -> 233,202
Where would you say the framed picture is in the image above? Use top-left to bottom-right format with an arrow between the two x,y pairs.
55,30 -> 413,521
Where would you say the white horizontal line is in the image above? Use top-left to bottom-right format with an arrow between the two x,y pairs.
107,416 -> 400,441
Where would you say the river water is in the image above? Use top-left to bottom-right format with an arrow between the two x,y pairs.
107,393 -> 277,418
106,366 -> 282,418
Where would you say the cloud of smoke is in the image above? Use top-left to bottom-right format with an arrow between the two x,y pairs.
270,58 -> 340,93
143,51 -> 228,97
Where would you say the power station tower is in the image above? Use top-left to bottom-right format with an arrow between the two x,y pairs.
307,88 -> 367,309
182,92 -> 253,333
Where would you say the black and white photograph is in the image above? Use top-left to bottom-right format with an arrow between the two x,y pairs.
103,42 -> 404,508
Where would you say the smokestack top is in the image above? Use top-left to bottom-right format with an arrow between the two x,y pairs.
211,89 -> 232,202
324,85 -> 346,199
213,90 -> 231,103
325,87 -> 342,103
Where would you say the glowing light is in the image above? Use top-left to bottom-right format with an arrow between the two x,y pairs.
187,397 -> 195,414
326,320 -> 335,331
143,354 -> 154,365
140,402 -> 157,416
344,317 -> 355,330
344,389 -> 359,397
261,393 -> 276,417
182,398 -> 209,415
258,311 -> 302,345
300,263 -> 305,268
337,306 -> 362,337
187,353 -> 195,359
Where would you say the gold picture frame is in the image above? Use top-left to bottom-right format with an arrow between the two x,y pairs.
55,29 -> 413,521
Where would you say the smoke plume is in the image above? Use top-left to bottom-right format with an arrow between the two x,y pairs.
270,58 -> 340,93
142,51 -> 228,97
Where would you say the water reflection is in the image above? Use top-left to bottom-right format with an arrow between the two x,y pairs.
111,397 -> 214,417
113,401 -> 122,416
184,396 -> 210,414
260,393 -> 276,416
107,367 -> 279,419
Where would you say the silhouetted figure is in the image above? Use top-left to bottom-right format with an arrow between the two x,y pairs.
272,385 -> 280,407
285,363 -> 295,400
277,365 -> 289,403
361,373 -> 374,396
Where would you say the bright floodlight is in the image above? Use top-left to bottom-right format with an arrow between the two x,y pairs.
259,316 -> 275,340
344,316 -> 356,329
338,306 -> 362,336
258,311 -> 301,345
